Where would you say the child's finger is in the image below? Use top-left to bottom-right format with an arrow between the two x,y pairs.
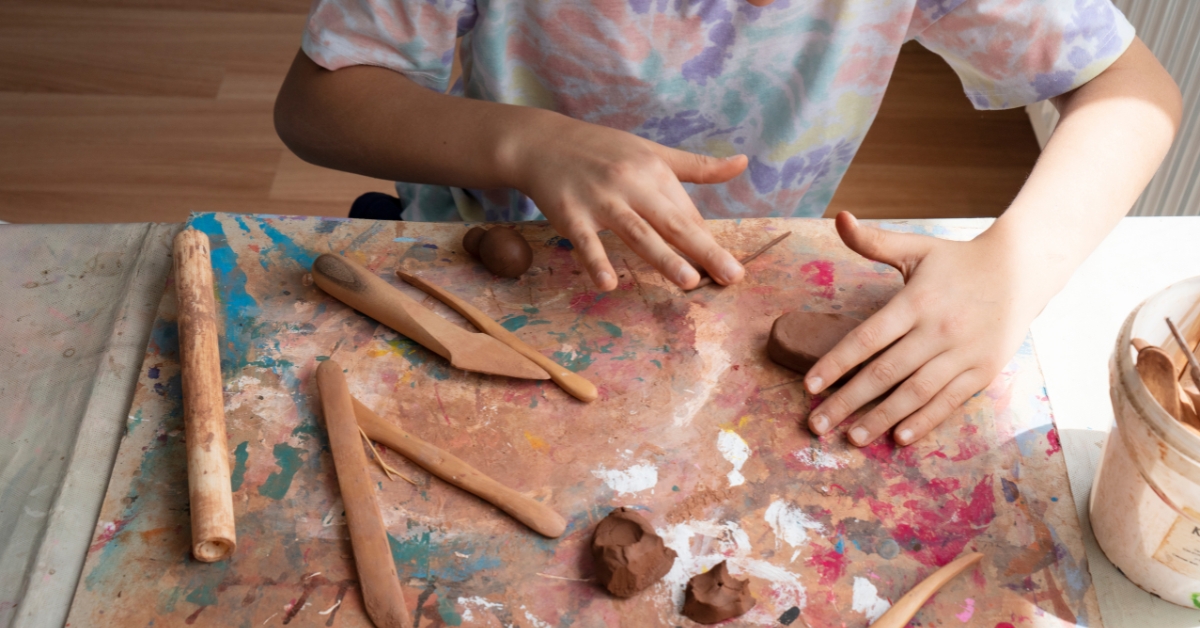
891,369 -> 991,446
844,353 -> 958,447
653,146 -> 748,184
604,204 -> 702,289
835,211 -> 934,279
558,218 -> 618,291
807,333 -> 933,436
804,301 -> 914,395
642,186 -> 744,285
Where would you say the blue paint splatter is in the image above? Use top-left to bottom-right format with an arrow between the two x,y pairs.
147,366 -> 160,379
501,315 -> 529,331
258,443 -> 304,500
394,237 -> 419,242
230,441 -> 249,492
388,526 -> 502,582
256,217 -> 316,269
599,322 -> 622,338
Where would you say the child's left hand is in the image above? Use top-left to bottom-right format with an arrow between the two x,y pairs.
803,212 -> 1043,447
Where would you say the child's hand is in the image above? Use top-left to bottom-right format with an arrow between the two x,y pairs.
509,113 -> 748,291
804,212 -> 1042,447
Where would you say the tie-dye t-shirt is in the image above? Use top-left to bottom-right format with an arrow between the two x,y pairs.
303,0 -> 1134,222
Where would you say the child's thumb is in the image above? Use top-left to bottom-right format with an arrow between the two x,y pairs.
655,147 -> 748,184
835,211 -> 932,280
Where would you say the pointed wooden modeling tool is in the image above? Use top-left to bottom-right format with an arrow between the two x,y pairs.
397,270 -> 598,402
867,552 -> 983,628
687,231 -> 792,291
172,228 -> 236,563
317,361 -> 412,628
312,254 -> 548,380
1166,317 -> 1200,393
353,397 -> 567,538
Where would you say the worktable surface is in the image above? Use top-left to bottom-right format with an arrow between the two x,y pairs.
0,217 -> 1195,628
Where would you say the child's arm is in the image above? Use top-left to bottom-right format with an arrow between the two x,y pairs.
274,51 -> 747,291
804,38 -> 1182,447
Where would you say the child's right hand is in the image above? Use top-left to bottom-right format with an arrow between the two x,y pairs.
507,112 -> 748,291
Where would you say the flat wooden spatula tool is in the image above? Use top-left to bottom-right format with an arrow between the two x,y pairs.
312,254 -> 549,380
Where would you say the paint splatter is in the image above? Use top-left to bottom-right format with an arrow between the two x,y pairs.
808,545 -> 847,585
851,577 -> 891,622
592,463 -> 658,495
258,443 -> 304,500
764,500 -> 824,548
1046,427 -> 1062,457
800,260 -> 835,299
716,429 -> 750,487
229,441 -> 249,492
956,598 -> 975,621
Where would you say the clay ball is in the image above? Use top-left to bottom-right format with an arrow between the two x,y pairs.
478,227 -> 533,278
592,507 -> 677,598
462,226 -> 487,258
682,560 -> 756,624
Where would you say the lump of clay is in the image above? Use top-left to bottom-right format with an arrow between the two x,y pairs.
592,507 -> 677,598
682,560 -> 756,624
462,226 -> 487,257
768,311 -> 862,385
476,227 -> 533,278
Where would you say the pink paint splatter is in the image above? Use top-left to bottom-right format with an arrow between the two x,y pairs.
872,475 -> 996,567
1046,427 -> 1062,457
89,518 -> 129,553
799,260 -> 835,299
807,545 -> 847,586
956,598 -> 975,622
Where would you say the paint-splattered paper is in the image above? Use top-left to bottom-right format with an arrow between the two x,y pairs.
68,214 -> 1098,627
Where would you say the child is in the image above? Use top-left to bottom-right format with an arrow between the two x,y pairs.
274,0 -> 1181,447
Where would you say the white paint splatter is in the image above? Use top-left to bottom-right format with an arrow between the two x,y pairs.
764,500 -> 824,548
956,598 -> 975,622
852,577 -> 891,622
521,606 -> 552,628
657,519 -> 806,612
716,429 -> 751,487
673,305 -> 731,427
457,596 -> 503,624
791,447 -> 849,469
592,463 -> 658,495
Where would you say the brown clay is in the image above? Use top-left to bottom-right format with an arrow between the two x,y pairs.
478,227 -> 533,278
592,507 -> 676,598
768,311 -> 862,384
463,226 -> 487,257
681,560 -> 756,624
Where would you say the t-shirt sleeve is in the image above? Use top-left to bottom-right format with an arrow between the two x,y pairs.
302,0 -> 477,93
911,0 -> 1135,110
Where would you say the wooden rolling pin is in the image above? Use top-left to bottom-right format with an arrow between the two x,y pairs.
172,228 -> 236,563
317,361 -> 411,628
867,552 -> 983,628
353,397 -> 568,538
396,270 -> 597,403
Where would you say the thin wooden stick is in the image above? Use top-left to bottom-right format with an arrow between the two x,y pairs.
317,361 -> 411,628
686,231 -> 792,291
172,228 -> 236,563
1166,317 -> 1200,393
359,426 -> 417,485
353,397 -> 567,538
867,553 -> 983,628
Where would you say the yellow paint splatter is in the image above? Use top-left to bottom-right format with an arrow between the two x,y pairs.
524,431 -> 548,451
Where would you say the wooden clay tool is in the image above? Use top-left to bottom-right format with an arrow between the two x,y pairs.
172,228 -> 236,563
311,254 -> 548,380
867,552 -> 983,628
687,231 -> 792,291
353,397 -> 568,538
1136,342 -> 1183,421
1166,317 -> 1200,393
317,361 -> 412,628
396,270 -> 598,403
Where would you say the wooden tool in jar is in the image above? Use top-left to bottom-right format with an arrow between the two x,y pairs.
172,228 -> 237,562
317,361 -> 412,628
311,253 -> 548,381
397,270 -> 598,402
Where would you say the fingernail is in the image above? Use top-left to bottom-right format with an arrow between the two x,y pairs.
806,376 -> 823,394
597,271 -> 613,287
897,428 -> 914,445
722,258 -> 744,282
811,414 -> 828,434
677,265 -> 700,287
850,427 -> 869,445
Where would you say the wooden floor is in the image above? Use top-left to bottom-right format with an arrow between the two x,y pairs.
0,1 -> 1041,224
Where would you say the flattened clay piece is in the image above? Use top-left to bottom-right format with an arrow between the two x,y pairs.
768,311 -> 862,385
682,560 -> 756,624
463,226 -> 487,258
592,507 -> 676,598
479,227 -> 533,278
